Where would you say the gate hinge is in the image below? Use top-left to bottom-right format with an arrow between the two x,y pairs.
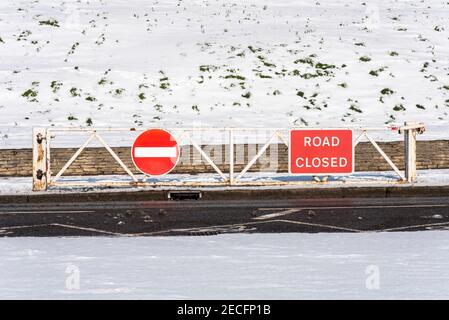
36,169 -> 46,180
36,133 -> 46,144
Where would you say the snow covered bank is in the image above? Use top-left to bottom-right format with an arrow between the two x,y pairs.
2,168 -> 449,195
0,0 -> 448,148
1,231 -> 449,299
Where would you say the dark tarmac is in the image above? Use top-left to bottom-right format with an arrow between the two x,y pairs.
1,197 -> 448,236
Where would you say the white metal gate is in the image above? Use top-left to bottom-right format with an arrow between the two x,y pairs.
32,123 -> 425,191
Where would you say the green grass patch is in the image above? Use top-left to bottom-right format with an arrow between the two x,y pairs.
241,92 -> 251,99
69,87 -> 81,97
359,56 -> 371,62
315,63 -> 335,70
111,88 -> 125,96
393,104 -> 406,111
199,65 -> 218,72
349,104 -> 362,113
39,19 -> 60,27
380,88 -> 394,95
50,81 -> 62,93
294,57 -> 314,66
224,74 -> 246,80
17,30 -> 32,41
22,89 -> 37,98
248,45 -> 261,53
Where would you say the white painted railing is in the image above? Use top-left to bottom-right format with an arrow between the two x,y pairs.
32,123 -> 425,191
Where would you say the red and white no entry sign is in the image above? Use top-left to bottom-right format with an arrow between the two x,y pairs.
131,129 -> 179,176
289,129 -> 353,175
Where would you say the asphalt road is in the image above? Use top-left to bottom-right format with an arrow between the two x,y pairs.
0,196 -> 449,236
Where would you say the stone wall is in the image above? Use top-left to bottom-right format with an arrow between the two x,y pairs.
0,140 -> 448,177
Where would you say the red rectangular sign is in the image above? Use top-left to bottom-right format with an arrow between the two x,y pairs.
289,129 -> 354,175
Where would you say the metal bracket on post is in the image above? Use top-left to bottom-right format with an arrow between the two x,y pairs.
32,127 -> 48,191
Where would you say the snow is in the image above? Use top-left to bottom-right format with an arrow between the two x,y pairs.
1,168 -> 449,195
0,0 -> 448,148
1,231 -> 449,299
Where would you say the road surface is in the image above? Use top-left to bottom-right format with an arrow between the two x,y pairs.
1,197 -> 449,236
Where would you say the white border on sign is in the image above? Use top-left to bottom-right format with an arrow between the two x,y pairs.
131,128 -> 180,177
288,128 -> 355,176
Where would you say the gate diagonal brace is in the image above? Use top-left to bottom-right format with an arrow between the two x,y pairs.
364,133 -> 406,181
52,132 -> 138,184
188,133 -> 228,182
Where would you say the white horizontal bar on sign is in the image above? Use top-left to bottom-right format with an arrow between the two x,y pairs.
134,147 -> 177,158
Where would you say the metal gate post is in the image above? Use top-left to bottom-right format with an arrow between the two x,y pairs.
32,127 -> 48,191
229,129 -> 234,185
404,122 -> 417,183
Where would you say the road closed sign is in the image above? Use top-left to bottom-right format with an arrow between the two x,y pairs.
131,129 -> 180,176
289,129 -> 353,175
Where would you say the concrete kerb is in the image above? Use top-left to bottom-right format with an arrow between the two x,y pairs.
1,185 -> 449,204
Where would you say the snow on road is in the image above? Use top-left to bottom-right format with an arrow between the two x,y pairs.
0,231 -> 449,299
0,0 -> 448,148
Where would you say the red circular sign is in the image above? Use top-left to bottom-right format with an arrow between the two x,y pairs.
131,129 -> 179,176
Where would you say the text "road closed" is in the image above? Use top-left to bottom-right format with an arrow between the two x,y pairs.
289,129 -> 354,175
